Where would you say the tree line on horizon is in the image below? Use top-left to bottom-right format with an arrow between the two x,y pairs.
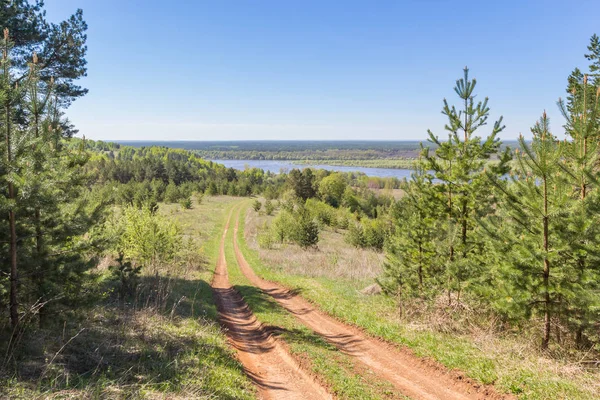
1,0 -> 598,369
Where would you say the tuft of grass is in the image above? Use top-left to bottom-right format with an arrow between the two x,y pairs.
237,200 -> 600,400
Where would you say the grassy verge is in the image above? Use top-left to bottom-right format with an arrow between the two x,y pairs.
1,196 -> 256,400
225,205 -> 406,400
238,201 -> 600,400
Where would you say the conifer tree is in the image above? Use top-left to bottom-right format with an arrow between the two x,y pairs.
421,68 -> 510,304
1,28 -> 27,330
381,159 -> 441,297
556,39 -> 600,346
488,113 -> 569,349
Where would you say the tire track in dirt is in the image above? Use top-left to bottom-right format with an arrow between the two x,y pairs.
211,208 -> 332,400
233,210 -> 514,400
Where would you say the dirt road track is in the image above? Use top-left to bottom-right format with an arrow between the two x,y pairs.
233,211 -> 513,400
212,210 -> 332,400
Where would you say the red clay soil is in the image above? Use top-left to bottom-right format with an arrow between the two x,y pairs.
233,213 -> 514,400
212,211 -> 332,400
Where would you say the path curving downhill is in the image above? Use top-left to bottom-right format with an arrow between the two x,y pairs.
233,209 -> 513,400
211,209 -> 332,400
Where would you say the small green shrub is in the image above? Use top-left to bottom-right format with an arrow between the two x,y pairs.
346,221 -> 366,248
265,199 -> 275,215
253,199 -> 262,212
180,197 -> 193,209
292,210 -> 320,249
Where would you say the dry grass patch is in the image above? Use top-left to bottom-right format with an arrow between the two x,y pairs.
246,203 -> 383,283
238,202 -> 600,399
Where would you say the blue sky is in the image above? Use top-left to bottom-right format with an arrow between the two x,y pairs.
46,0 -> 600,141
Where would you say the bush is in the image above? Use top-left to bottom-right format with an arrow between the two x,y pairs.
265,199 -> 275,215
257,222 -> 275,249
110,253 -> 142,304
318,173 -> 347,207
335,210 -> 350,229
106,206 -> 183,274
180,197 -> 193,209
346,221 -> 366,248
306,198 -> 335,227
292,210 -> 320,249
363,219 -> 385,250
345,218 -> 386,250
164,182 -> 181,203
271,210 -> 295,243
253,199 -> 262,212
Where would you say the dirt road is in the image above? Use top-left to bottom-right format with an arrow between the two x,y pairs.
211,210 -> 332,400
232,211 -> 512,400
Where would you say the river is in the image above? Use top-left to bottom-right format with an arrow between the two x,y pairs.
211,159 -> 413,179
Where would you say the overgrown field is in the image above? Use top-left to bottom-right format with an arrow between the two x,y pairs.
242,201 -> 600,400
1,197 -> 256,400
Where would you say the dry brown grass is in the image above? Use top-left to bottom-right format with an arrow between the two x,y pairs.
245,204 -> 384,282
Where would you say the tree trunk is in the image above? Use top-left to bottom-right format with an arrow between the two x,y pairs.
418,242 -> 423,292
6,94 -> 18,330
542,177 -> 551,350
9,207 -> 18,330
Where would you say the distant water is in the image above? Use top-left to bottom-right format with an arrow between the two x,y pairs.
211,159 -> 413,180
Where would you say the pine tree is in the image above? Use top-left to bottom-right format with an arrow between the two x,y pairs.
489,113 -> 570,349
422,67 -> 510,304
381,158 -> 441,297
556,41 -> 600,347
1,28 -> 28,330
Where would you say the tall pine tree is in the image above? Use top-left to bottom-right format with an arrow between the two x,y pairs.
421,68 -> 510,304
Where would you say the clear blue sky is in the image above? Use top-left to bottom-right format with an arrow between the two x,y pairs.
46,0 -> 600,141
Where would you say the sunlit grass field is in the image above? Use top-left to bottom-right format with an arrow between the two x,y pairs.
3,196 -> 256,400
240,200 -> 600,400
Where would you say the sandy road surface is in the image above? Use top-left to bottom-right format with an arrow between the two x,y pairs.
212,210 -> 332,400
233,210 -> 513,400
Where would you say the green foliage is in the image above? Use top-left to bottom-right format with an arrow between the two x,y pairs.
105,206 -> 182,274
264,199 -> 275,215
346,218 -> 386,251
252,199 -> 262,212
318,172 -> 347,207
180,197 -> 193,210
417,67 -> 510,301
164,181 -> 181,203
0,25 -> 105,329
292,208 -> 320,249
305,198 -> 335,227
263,206 -> 320,249
109,253 -> 142,303
257,222 -> 275,249
382,40 -> 600,349
287,168 -> 316,201
346,222 -> 366,248
381,165 -> 441,297
271,210 -> 296,243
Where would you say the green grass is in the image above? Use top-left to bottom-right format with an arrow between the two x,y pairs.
1,196 -> 256,400
224,206 -> 405,400
236,200 -> 600,400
